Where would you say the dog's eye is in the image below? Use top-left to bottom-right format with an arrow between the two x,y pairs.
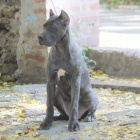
50,23 -> 55,30
50,25 -> 54,29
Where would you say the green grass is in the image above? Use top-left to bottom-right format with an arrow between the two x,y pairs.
100,0 -> 140,8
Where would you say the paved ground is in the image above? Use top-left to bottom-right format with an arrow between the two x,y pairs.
99,6 -> 140,49
0,84 -> 140,140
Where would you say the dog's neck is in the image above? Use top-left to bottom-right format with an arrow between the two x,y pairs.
56,27 -> 72,47
55,27 -> 72,57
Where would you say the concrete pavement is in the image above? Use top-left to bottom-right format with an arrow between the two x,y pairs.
99,6 -> 140,49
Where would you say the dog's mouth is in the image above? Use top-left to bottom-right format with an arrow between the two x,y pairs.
39,40 -> 43,45
38,39 -> 55,47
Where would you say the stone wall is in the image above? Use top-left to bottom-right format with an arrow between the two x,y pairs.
0,0 -> 20,75
88,48 -> 140,78
14,0 -> 47,83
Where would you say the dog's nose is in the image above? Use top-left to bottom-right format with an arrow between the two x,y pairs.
38,35 -> 44,40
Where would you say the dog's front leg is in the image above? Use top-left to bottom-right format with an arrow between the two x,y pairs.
68,72 -> 81,132
39,72 -> 56,130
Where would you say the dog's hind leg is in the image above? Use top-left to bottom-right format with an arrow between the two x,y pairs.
53,87 -> 69,121
81,89 -> 98,122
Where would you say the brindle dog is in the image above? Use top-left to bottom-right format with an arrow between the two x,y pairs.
38,9 -> 98,132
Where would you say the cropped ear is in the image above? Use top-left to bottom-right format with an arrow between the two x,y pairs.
59,10 -> 70,26
50,9 -> 55,17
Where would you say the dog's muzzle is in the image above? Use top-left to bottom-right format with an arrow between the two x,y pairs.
38,35 -> 44,45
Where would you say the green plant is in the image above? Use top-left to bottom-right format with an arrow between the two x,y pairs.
100,0 -> 140,6
82,45 -> 96,69
73,19 -> 96,69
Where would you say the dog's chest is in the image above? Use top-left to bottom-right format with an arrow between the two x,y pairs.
57,68 -> 66,79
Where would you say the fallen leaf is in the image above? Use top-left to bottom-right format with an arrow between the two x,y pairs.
0,122 -> 5,126
107,129 -> 116,136
26,130 -> 34,136
18,109 -> 25,117
30,99 -> 37,104
24,128 -> 34,136
15,130 -> 23,136
0,136 -> 7,140
16,104 -> 24,109
96,70 -> 103,75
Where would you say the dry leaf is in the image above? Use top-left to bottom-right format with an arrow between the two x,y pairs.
15,130 -> 23,136
24,128 -> 34,136
30,99 -> 37,104
26,130 -> 34,136
96,70 -> 103,75
0,136 -> 7,140
18,109 -> 25,117
107,129 -> 116,135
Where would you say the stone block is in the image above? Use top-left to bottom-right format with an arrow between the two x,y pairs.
88,47 -> 140,78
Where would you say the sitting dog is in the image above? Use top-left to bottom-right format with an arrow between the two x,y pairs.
38,9 -> 98,132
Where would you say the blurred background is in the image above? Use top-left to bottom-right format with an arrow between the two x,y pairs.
99,0 -> 140,49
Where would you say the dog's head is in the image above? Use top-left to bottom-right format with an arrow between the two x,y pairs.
38,9 -> 70,47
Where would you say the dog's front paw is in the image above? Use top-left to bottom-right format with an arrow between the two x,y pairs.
68,122 -> 80,132
39,119 -> 52,130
